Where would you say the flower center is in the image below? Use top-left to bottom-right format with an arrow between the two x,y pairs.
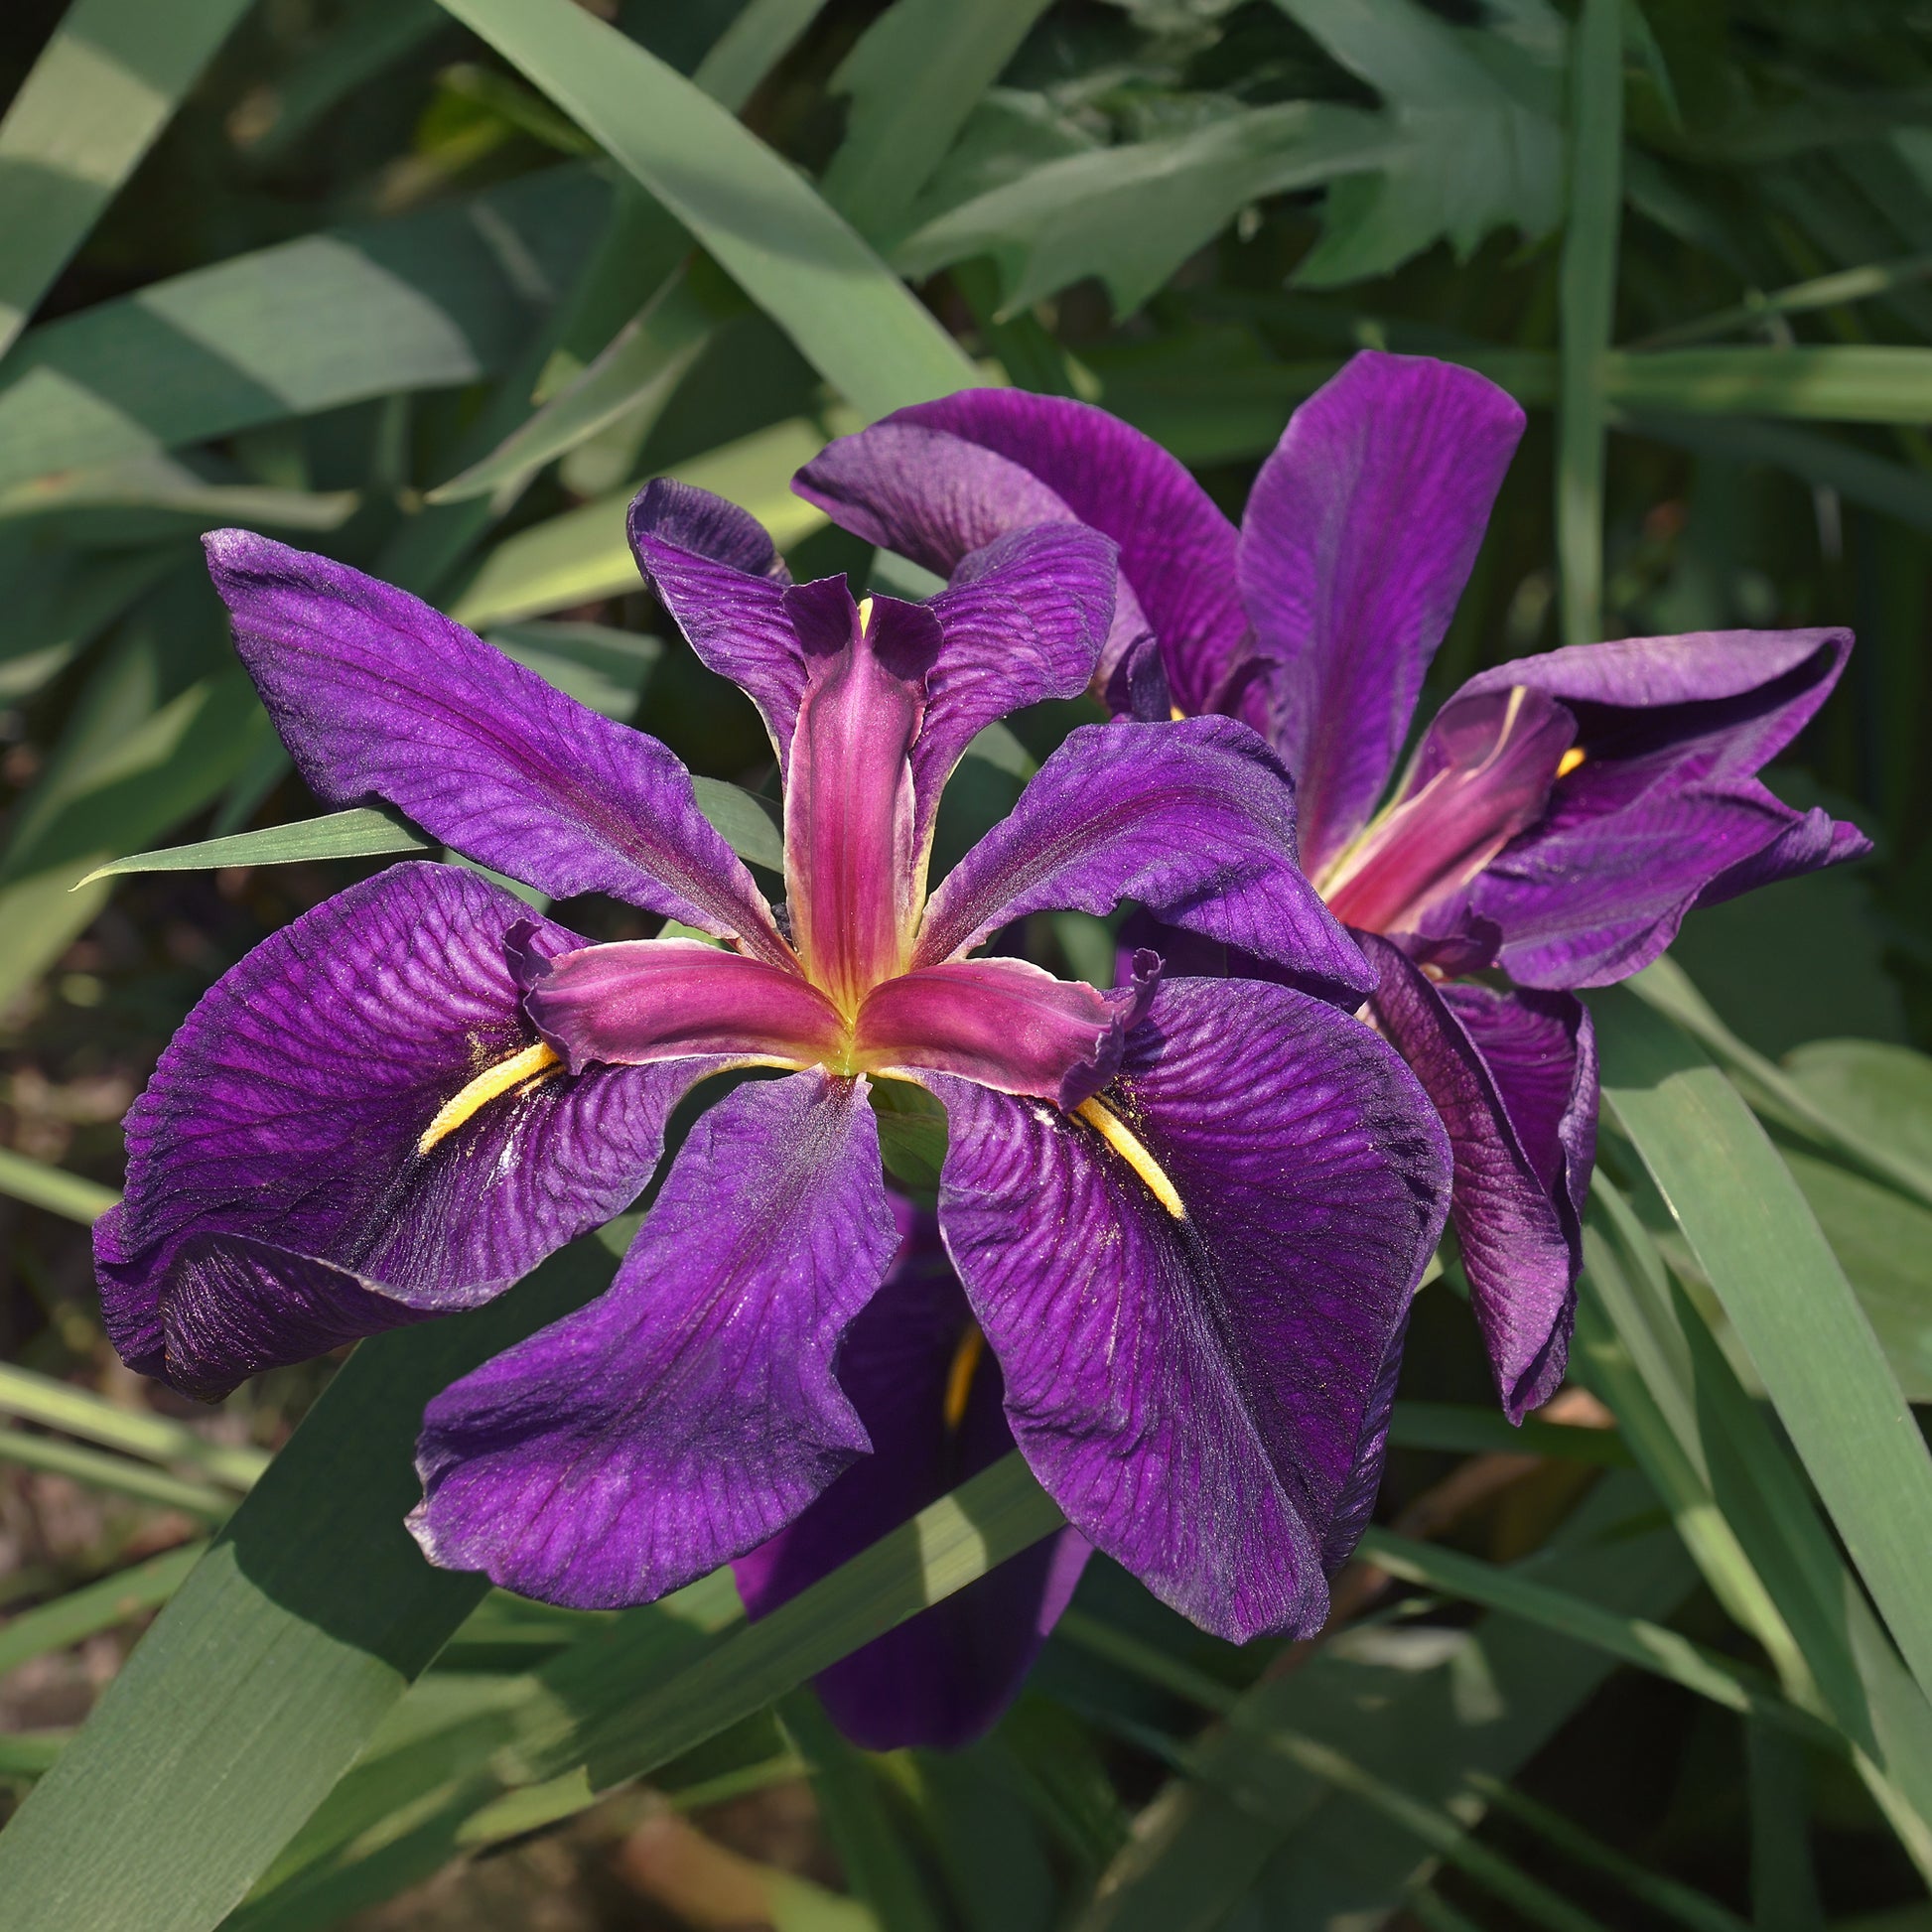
1316,684 -> 1577,939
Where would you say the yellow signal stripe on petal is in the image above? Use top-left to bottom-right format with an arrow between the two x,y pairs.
1074,1095 -> 1186,1220
419,1041 -> 560,1155
942,1324 -> 986,1434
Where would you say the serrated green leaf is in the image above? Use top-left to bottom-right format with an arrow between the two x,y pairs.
895,102 -> 1393,317
1274,0 -> 1565,288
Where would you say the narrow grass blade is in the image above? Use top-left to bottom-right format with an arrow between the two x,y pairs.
0,0 -> 254,355
1557,0 -> 1622,647
0,1428 -> 232,1522
1387,1400 -> 1632,1465
0,1364 -> 267,1489
692,776 -> 782,872
0,1544 -> 207,1678
427,271 -> 717,501
1467,1775 -> 1750,1932
1629,956 -> 1932,1209
76,805 -> 433,888
449,416 -> 835,626
432,0 -> 977,419
0,1149 -> 117,1225
0,168 -> 609,494
0,1236 -> 620,1932
1594,986 -> 1932,1710
820,0 -> 1054,237
1633,251 -> 1932,350
1356,1529 -> 1840,1750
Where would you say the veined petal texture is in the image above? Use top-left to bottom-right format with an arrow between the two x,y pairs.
915,717 -> 1371,1005
1360,934 -> 1595,1421
796,391 -> 1243,703
1452,626 -> 1868,985
410,1070 -> 898,1607
206,529 -> 788,964
97,864 -> 721,1399
1238,351 -> 1525,878
925,977 -> 1449,1642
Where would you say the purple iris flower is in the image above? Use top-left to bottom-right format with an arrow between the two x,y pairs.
93,485 -> 1450,1734
795,349 -> 1869,1423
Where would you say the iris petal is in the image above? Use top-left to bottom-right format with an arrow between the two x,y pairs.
98,863 -> 726,1399
1359,934 -> 1594,1421
1237,352 -> 1525,876
915,716 -> 1371,1005
205,529 -> 787,964
409,1070 -> 898,1607
923,977 -> 1448,1642
734,1201 -> 1090,1751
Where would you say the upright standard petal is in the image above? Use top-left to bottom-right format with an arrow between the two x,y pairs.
795,392 -> 1244,703
914,717 -> 1372,1006
409,1070 -> 899,1607
627,479 -> 804,759
1238,352 -> 1525,878
205,529 -> 788,965
909,523 -> 1115,826
734,1204 -> 1090,1751
636,481 -> 1113,804
923,977 -> 1449,1642
1449,627 -> 1868,986
1358,934 -> 1594,1421
97,864 -> 721,1399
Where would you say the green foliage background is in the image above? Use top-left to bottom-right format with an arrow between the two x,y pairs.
0,2 -> 1929,1928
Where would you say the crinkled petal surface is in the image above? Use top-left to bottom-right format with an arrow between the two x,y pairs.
97,863 -> 716,1399
630,483 -> 1114,820
734,1205 -> 1089,1750
1359,935 -> 1594,1421
1238,352 -> 1525,877
1452,627 -> 1868,985
206,529 -> 787,964
410,1070 -> 898,1608
795,393 -> 1242,702
923,977 -> 1449,1642
915,717 -> 1371,1005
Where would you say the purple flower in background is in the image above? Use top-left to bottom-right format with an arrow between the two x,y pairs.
95,488 -> 1449,1730
797,351 -> 1869,1422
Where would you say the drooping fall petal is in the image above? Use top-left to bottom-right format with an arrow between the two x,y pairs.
97,864 -> 723,1399
1359,933 -> 1594,1421
409,1070 -> 898,1607
924,977 -> 1448,1642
